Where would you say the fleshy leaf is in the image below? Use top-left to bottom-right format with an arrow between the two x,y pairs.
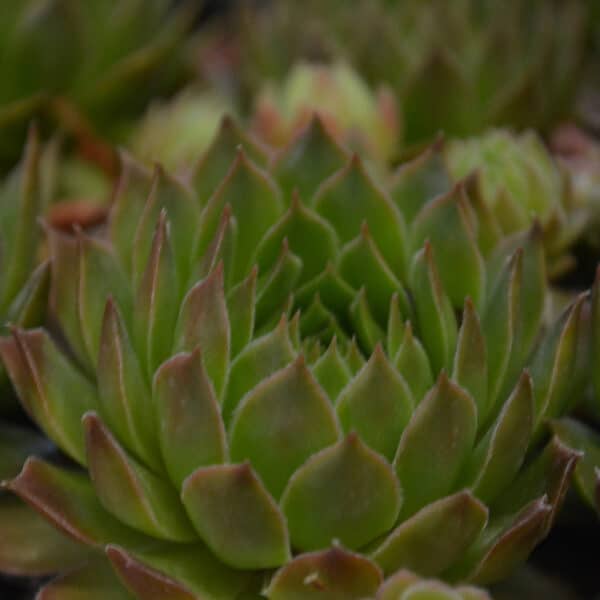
281,433 -> 401,552
47,227 -> 88,367
255,191 -> 338,284
266,546 -> 383,600
181,463 -> 290,569
461,498 -> 552,585
195,148 -> 283,283
452,298 -> 488,423
227,267 -> 257,357
153,349 -> 228,489
530,294 -> 585,424
371,491 -> 488,577
0,127 -> 40,312
314,154 -> 407,280
38,559 -> 134,600
394,373 -> 477,517
337,344 -> 413,461
411,184 -> 485,308
0,329 -> 97,465
6,457 -> 149,548
339,224 -> 407,325
0,495 -> 92,577
492,436 -> 580,531
230,355 -> 340,499
389,137 -> 451,223
5,259 -> 50,331
299,294 -> 345,345
83,413 -> 194,542
256,239 -> 303,327
192,205 -> 237,289
133,211 -> 179,376
190,115 -> 269,206
312,337 -> 353,403
481,249 -> 521,421
487,226 -> 547,399
77,231 -> 133,367
295,260 -> 355,311
132,166 -> 199,286
350,287 -> 385,354
393,321 -> 434,406
550,418 -> 600,511
387,293 -> 405,359
97,298 -> 160,468
109,152 -> 153,275
346,337 -> 366,374
409,243 -> 457,374
173,263 -> 230,397
271,115 -> 350,202
222,316 -> 296,421
462,171 -> 502,257
108,542 -> 260,600
464,372 -> 534,504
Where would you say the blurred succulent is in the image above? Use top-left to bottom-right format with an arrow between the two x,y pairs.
128,89 -> 236,172
548,267 -> 600,517
0,0 -> 197,170
217,0 -> 588,146
446,130 -> 588,278
0,117 -> 585,598
252,62 -> 399,163
372,569 -> 492,600
550,125 -> 600,252
0,130 -> 50,417
0,129 -> 62,586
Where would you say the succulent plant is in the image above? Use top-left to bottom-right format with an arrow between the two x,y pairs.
445,130 -> 588,278
128,89 -> 236,173
252,62 -> 399,163
0,0 -> 197,170
548,267 -> 600,517
218,0 -> 588,146
0,129 -> 51,417
373,570 -> 491,600
0,117 -> 585,598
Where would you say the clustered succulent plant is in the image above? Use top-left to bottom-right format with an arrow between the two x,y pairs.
251,62 -> 399,163
216,0 -> 590,146
445,130 -> 589,279
0,2 -> 599,599
0,0 -> 197,170
0,117 -> 588,598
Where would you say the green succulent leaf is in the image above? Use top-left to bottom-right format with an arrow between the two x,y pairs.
230,355 -> 340,499
37,559 -> 134,600
409,243 -> 457,374
154,349 -> 228,489
394,373 -> 477,518
0,329 -> 97,464
337,344 -> 413,461
181,462 -> 290,569
281,433 -> 401,552
315,154 -> 407,280
83,412 -> 194,542
372,491 -> 488,577
411,184 -> 485,308
267,546 -> 383,600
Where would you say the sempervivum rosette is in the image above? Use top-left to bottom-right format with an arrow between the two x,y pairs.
446,130 -> 587,279
213,0 -> 588,145
251,62 -> 399,163
0,0 -> 197,170
0,117 -> 585,599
